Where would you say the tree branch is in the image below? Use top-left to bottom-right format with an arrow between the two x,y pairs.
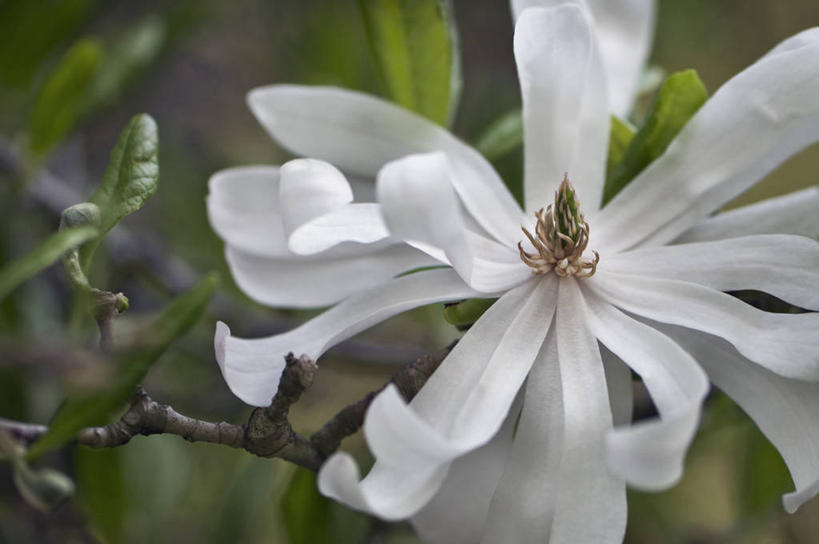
0,344 -> 454,472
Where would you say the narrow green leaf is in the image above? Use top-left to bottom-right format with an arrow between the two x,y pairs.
75,448 -> 127,543
28,38 -> 103,155
444,297 -> 497,329
358,0 -> 460,126
59,202 -> 101,291
474,109 -> 523,163
0,226 -> 98,301
28,272 -> 219,457
602,69 -> 707,205
86,18 -> 168,111
605,116 -> 635,187
81,113 -> 159,268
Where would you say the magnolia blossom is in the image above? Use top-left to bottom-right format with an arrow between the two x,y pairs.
306,7 -> 819,544
208,3 -> 819,542
208,0 -> 658,404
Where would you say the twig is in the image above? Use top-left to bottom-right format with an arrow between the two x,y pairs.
310,344 -> 453,457
0,344 -> 454,472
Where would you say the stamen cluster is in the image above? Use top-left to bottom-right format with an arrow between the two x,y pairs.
518,175 -> 599,278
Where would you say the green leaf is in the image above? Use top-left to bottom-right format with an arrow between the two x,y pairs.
738,421 -> 791,518
358,0 -> 460,126
444,297 -> 497,329
0,226 -> 98,301
605,116 -> 635,188
474,109 -> 523,163
282,468 -> 370,544
602,69 -> 707,206
28,272 -> 219,457
0,0 -> 93,88
59,203 -> 101,291
28,38 -> 103,156
81,113 -> 159,268
86,18 -> 168,111
74,448 -> 126,543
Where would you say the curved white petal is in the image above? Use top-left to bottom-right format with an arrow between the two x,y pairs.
483,279 -> 626,543
319,276 -> 556,519
594,34 -> 819,252
511,0 -> 655,117
410,396 -> 521,544
582,288 -> 709,490
674,187 -> 819,243
588,271 -> 819,381
247,85 -> 522,245
225,243 -> 439,308
207,166 -> 290,257
288,203 -> 390,255
604,234 -> 819,310
377,152 -> 530,293
514,4 -> 609,214
661,326 -> 819,513
216,268 -> 481,406
279,159 -> 352,238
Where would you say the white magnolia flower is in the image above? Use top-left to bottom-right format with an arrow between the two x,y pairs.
208,0 -> 659,404
303,6 -> 819,543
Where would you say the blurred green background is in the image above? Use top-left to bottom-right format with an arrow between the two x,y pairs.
1,0 -> 818,542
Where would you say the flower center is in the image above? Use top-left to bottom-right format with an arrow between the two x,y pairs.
518,174 -> 599,278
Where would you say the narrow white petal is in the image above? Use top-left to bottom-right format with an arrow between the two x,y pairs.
207,166 -> 290,257
511,0 -> 655,117
410,396 -> 522,544
661,326 -> 819,513
224,243 -> 439,308
215,268 -> 481,406
287,203 -> 390,255
582,288 -> 709,489
589,271 -> 819,380
319,276 -> 556,519
247,85 -> 522,245
674,187 -> 819,243
377,152 -> 531,293
514,4 -> 609,213
604,234 -> 819,310
278,159 -> 352,238
484,279 -> 626,543
594,34 -> 819,252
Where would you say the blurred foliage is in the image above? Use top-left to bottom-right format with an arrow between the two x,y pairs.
358,0 -> 460,126
0,0 -> 817,543
602,69 -> 708,205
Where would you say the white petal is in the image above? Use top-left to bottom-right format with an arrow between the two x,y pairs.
410,396 -> 521,544
377,152 -> 531,293
582,288 -> 709,489
319,276 -> 557,519
483,278 -> 626,543
224,243 -> 439,308
661,326 -> 819,513
247,85 -> 522,245
511,0 -> 655,117
594,34 -> 819,252
674,187 -> 819,243
514,4 -> 609,214
278,159 -> 352,238
215,268 -> 481,406
603,234 -> 819,310
588,271 -> 819,380
207,166 -> 289,257
288,203 -> 390,255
